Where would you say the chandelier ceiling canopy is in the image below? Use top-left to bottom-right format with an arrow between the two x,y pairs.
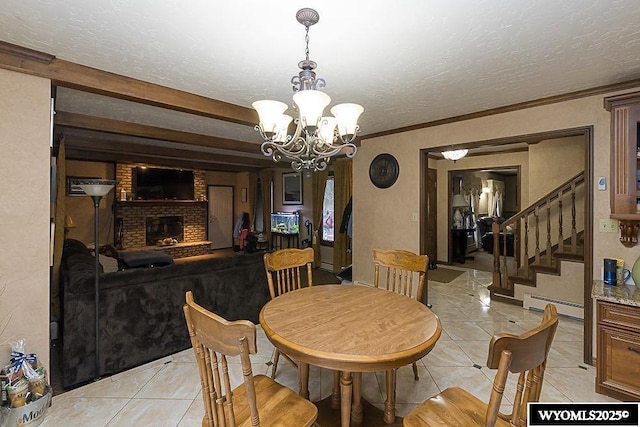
253,8 -> 364,172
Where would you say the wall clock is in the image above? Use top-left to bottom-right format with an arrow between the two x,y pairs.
369,153 -> 399,189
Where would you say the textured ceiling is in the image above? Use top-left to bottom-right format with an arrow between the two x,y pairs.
2,0 -> 640,157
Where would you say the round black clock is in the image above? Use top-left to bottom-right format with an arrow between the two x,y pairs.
369,153 -> 399,188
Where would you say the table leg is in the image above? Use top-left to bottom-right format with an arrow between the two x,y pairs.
331,370 -> 340,409
384,369 -> 396,424
340,371 -> 352,427
299,362 -> 310,399
351,372 -> 363,425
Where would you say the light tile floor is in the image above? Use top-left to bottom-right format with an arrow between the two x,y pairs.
41,267 -> 616,426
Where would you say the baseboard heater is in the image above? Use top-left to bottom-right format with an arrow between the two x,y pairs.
523,293 -> 584,320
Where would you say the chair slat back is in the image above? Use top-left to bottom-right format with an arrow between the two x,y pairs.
184,291 -> 259,427
263,247 -> 314,298
373,249 -> 428,302
485,304 -> 558,427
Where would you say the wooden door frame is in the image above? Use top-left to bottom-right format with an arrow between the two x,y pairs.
420,126 -> 594,365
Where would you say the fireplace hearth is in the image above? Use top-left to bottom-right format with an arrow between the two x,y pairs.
146,216 -> 184,246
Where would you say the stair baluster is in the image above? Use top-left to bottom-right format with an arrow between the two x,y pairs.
488,172 -> 585,300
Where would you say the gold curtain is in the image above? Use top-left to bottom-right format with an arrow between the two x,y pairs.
248,172 -> 258,229
332,158 -> 353,272
311,169 -> 328,267
259,170 -> 274,241
51,138 -> 67,319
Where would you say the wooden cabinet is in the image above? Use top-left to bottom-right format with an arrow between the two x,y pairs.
596,300 -> 640,400
604,93 -> 640,246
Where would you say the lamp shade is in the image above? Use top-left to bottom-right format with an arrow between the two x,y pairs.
452,194 -> 468,208
318,116 -> 337,146
64,215 -> 76,229
293,90 -> 331,127
77,180 -> 116,197
252,100 -> 288,134
330,103 -> 364,137
274,114 -> 293,142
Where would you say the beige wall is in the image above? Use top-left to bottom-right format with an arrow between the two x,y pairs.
353,88 -> 640,292
0,69 -> 51,370
529,136 -> 584,202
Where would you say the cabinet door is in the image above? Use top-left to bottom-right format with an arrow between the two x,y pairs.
610,102 -> 640,215
597,325 -> 640,400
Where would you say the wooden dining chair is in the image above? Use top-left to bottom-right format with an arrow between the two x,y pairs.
263,247 -> 314,378
403,303 -> 559,427
183,291 -> 318,427
373,248 -> 429,381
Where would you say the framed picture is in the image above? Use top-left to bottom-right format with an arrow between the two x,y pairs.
241,187 -> 248,203
282,172 -> 303,205
66,176 -> 98,196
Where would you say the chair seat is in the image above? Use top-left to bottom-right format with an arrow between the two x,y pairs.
215,375 -> 317,427
403,387 -> 512,427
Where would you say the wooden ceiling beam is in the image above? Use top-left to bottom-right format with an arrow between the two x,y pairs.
62,133 -> 275,168
65,148 -> 263,173
55,111 -> 260,153
0,41 -> 257,126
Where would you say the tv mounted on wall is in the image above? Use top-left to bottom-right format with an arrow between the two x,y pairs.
134,167 -> 195,200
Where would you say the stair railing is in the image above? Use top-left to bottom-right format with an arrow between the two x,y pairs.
490,171 -> 585,296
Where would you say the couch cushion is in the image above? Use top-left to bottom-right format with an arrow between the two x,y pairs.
120,250 -> 174,268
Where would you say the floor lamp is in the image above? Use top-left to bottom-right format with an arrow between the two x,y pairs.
77,179 -> 116,380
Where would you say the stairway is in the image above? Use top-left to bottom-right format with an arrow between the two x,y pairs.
488,172 -> 586,318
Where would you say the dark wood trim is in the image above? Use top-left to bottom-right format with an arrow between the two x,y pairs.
55,112 -> 259,153
419,154 -> 426,256
364,79 -> 640,140
0,41 -> 256,126
0,41 -> 54,64
62,130 -> 274,168
65,148 -> 262,173
603,91 -> 640,111
61,133 -> 274,168
583,126 -> 594,365
424,127 -> 590,155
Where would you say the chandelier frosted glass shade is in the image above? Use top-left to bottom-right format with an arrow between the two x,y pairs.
442,149 -> 468,162
253,8 -> 363,172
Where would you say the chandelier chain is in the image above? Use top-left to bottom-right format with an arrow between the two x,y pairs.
304,26 -> 310,61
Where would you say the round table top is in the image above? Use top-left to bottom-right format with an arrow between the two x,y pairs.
259,284 -> 442,372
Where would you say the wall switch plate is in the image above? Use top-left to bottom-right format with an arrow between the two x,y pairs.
599,218 -> 618,233
411,212 -> 418,222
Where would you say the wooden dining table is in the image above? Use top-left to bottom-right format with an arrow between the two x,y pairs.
259,284 -> 442,427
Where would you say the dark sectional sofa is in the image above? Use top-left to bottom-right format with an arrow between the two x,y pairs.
60,239 -> 270,389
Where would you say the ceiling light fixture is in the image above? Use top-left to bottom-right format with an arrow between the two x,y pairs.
442,149 -> 468,162
252,8 -> 364,172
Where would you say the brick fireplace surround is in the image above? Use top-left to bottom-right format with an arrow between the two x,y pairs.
115,164 -> 211,258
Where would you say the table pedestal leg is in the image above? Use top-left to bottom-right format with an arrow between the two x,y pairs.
351,372 -> 363,425
299,362 -> 309,399
384,369 -> 396,424
331,371 -> 341,409
340,371 -> 352,427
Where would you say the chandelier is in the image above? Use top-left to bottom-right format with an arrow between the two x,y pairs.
252,8 -> 364,172
442,149 -> 468,162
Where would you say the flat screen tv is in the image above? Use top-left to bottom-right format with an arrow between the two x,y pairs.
134,167 -> 195,200
271,212 -> 299,235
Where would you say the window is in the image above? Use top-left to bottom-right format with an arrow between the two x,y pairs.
322,176 -> 335,244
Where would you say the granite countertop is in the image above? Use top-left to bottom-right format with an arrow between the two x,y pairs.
592,280 -> 640,307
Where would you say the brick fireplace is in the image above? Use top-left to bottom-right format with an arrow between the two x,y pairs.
115,164 -> 211,258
